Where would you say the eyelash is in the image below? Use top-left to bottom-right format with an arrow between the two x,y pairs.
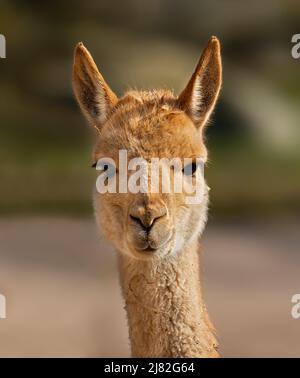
91,162 -> 111,171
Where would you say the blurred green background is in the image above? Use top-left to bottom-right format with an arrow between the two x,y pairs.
1,0 -> 299,217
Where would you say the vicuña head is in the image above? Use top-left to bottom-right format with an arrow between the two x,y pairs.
73,36 -> 222,357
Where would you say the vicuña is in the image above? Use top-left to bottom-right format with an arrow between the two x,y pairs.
72,36 -> 222,357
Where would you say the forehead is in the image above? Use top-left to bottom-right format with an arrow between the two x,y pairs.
94,94 -> 206,161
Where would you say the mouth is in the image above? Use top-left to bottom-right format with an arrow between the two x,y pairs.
138,245 -> 157,253
128,230 -> 175,259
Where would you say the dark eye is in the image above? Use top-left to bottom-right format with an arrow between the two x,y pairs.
94,161 -> 116,178
91,162 -> 112,171
183,162 -> 198,176
91,162 -> 109,170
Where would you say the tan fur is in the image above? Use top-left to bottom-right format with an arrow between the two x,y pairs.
72,36 -> 222,357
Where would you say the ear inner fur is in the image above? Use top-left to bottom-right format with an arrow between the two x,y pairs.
177,36 -> 222,128
72,42 -> 118,129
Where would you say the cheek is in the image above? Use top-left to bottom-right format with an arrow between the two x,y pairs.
95,193 -> 127,230
172,193 -> 207,243
172,194 -> 190,225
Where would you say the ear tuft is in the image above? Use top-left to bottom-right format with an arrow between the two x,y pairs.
72,43 -> 118,129
178,36 -> 222,128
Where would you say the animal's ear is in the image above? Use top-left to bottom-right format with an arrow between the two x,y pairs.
72,42 -> 118,129
177,36 -> 222,128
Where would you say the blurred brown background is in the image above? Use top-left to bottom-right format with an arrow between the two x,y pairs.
0,0 -> 299,357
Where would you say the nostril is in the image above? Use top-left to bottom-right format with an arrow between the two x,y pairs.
129,214 -> 140,223
130,214 -> 148,230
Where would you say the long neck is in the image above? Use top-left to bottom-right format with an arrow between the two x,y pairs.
118,241 -> 219,357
